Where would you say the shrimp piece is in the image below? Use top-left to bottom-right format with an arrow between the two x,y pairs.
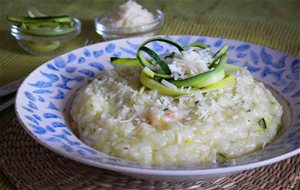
146,107 -> 182,128
164,111 -> 182,121
146,107 -> 159,125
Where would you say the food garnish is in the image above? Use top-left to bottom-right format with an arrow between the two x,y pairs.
217,152 -> 227,159
111,37 -> 241,96
258,118 -> 267,129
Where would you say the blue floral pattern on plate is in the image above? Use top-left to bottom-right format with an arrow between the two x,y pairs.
15,36 -> 300,180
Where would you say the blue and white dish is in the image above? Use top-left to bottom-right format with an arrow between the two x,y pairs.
16,35 -> 300,181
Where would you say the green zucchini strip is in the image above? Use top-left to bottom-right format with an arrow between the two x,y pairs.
217,152 -> 227,159
184,43 -> 209,50
26,40 -> 61,52
192,69 -> 225,88
20,27 -> 76,36
136,37 -> 184,74
142,67 -> 155,78
138,37 -> 184,52
224,63 -> 242,72
138,46 -> 171,74
154,73 -> 173,79
110,57 -> 173,79
258,118 -> 267,129
24,22 -> 61,28
110,57 -> 140,66
168,54 -> 228,88
140,72 -> 199,96
7,16 -> 72,24
201,73 -> 235,91
214,45 -> 229,58
208,45 -> 229,68
164,52 -> 175,59
183,43 -> 212,54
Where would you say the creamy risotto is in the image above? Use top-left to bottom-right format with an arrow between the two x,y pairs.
71,65 -> 282,164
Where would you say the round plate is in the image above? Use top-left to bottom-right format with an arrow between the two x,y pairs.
16,36 -> 300,181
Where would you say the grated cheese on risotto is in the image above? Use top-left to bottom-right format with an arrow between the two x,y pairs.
166,48 -> 213,80
71,65 -> 283,164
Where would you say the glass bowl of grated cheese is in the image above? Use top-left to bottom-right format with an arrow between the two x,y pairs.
95,0 -> 164,40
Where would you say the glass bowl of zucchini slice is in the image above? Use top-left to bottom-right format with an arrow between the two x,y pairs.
8,9 -> 81,56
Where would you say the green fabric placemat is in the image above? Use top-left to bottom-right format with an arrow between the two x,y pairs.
0,0 -> 299,189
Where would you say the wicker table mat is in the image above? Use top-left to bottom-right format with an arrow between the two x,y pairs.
0,119 -> 299,190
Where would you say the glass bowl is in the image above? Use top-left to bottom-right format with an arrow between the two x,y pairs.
95,10 -> 164,40
9,18 -> 81,56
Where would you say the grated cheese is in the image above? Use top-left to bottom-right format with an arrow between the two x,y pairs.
104,0 -> 155,28
166,48 -> 213,80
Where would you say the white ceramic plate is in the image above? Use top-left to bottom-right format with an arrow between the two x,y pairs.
16,36 -> 300,181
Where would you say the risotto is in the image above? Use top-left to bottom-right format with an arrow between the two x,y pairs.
71,65 -> 282,164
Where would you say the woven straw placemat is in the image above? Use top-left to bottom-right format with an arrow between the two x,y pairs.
0,119 -> 299,190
